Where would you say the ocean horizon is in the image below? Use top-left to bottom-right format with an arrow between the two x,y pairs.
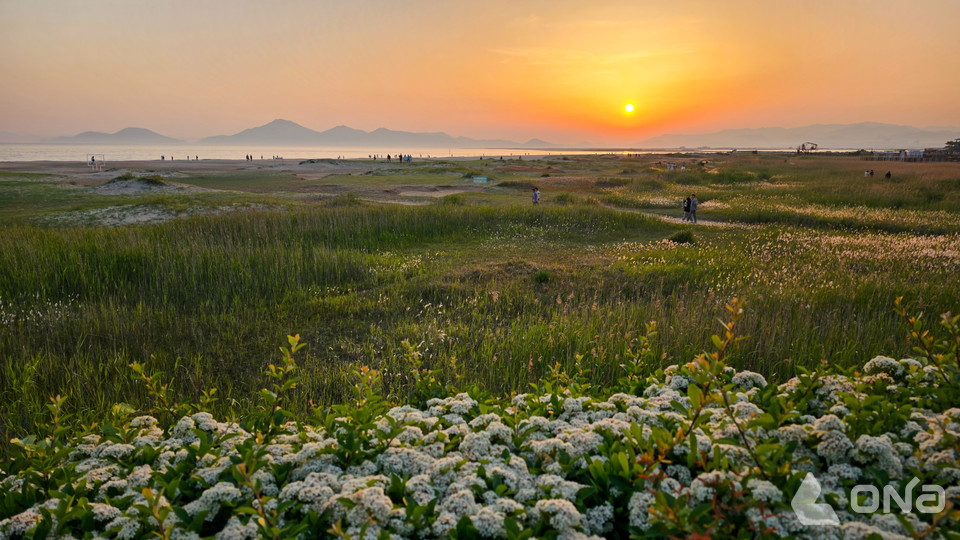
0,143 -> 822,163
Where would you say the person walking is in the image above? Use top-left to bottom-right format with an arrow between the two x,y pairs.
532,187 -> 540,204
689,194 -> 698,224
682,196 -> 691,222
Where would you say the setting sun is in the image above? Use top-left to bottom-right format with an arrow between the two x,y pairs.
624,103 -> 635,113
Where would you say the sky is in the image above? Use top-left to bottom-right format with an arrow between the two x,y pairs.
1,0 -> 959,145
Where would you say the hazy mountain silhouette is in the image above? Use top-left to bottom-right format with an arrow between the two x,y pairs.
641,122 -> 960,150
48,127 -> 183,145
198,119 -> 556,148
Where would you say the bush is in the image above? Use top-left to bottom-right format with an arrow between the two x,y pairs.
2,302 -> 957,538
495,180 -> 536,190
595,178 -> 631,188
533,269 -> 550,283
440,193 -> 466,206
322,193 -> 363,207
552,193 -> 577,205
669,230 -> 695,244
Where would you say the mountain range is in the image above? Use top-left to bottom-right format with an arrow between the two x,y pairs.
196,119 -> 555,148
40,120 -> 554,148
639,122 -> 960,150
30,120 -> 960,149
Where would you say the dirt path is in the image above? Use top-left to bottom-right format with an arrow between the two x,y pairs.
603,204 -> 743,228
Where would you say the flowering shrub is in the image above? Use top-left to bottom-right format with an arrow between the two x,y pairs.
1,302 -> 958,539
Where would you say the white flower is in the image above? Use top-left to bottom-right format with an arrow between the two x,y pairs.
0,508 -> 42,537
130,415 -> 158,428
582,502 -> 613,535
732,371 -> 767,390
817,430 -> 854,462
97,442 -> 136,459
628,491 -> 655,530
90,502 -> 122,522
183,482 -> 243,520
343,486 -> 393,526
439,490 -> 479,518
106,516 -> 141,540
535,499 -> 581,531
863,356 -> 904,378
746,479 -> 782,504
214,516 -> 259,540
813,414 -> 845,433
776,424 -> 809,443
855,434 -> 903,478
471,507 -> 507,538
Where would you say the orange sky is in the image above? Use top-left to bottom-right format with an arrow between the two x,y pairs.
1,0 -> 958,144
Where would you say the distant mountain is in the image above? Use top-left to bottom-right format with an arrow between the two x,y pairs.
198,119 -> 556,148
0,130 -> 40,143
48,127 -> 182,145
640,122 -> 960,150
198,119 -> 325,145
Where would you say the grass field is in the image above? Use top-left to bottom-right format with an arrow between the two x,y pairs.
2,152 -> 960,538
1,152 -> 957,442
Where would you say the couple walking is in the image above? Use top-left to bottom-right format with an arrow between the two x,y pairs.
682,194 -> 698,223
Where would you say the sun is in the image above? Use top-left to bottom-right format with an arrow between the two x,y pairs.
624,103 -> 635,113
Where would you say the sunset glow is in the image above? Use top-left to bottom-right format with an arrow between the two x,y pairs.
1,0 -> 958,145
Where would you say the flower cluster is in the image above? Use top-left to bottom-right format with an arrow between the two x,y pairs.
1,351 -> 958,539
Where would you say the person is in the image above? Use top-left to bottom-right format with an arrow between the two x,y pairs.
885,171 -> 892,179
682,196 -> 691,222
532,187 -> 540,204
689,194 -> 698,224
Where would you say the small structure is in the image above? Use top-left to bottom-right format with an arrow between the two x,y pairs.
871,150 -> 925,162
472,176 -> 488,184
86,154 -> 105,172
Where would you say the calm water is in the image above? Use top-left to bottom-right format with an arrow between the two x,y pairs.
0,144 -> 596,162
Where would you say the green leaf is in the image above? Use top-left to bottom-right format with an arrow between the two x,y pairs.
688,384 -> 703,410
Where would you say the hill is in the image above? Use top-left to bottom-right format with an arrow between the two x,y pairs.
47,127 -> 183,145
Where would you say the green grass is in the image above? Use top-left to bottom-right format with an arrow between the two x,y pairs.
0,153 -> 959,447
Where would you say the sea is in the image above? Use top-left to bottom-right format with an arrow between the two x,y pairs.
0,143 -> 794,163
0,143 -> 614,163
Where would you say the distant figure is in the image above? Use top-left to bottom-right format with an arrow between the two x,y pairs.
870,170 -> 874,176
689,194 -> 698,224
532,187 -> 540,204
682,196 -> 692,222
91,156 -> 95,164
195,155 -> 198,161
161,155 -> 165,160
885,171 -> 892,179
864,170 -> 870,177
